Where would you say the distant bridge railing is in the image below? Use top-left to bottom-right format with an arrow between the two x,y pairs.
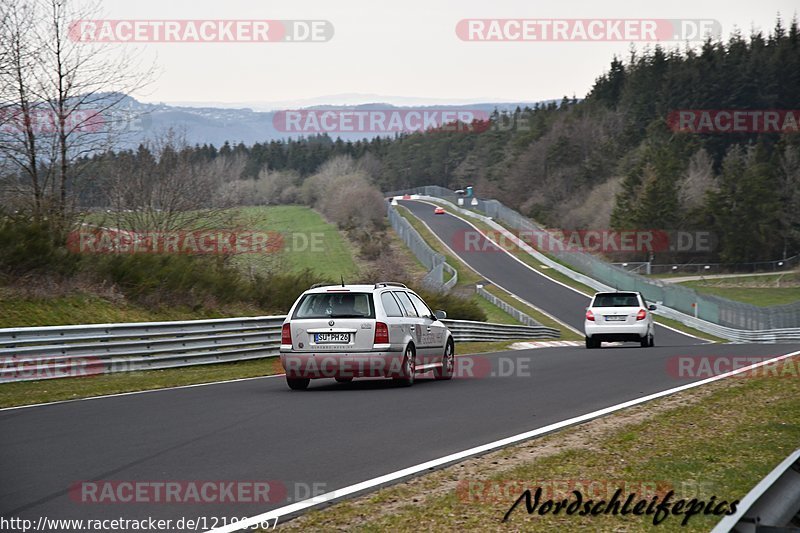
0,317 -> 558,383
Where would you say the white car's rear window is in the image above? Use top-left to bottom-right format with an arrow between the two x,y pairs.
592,293 -> 640,307
293,292 -> 375,319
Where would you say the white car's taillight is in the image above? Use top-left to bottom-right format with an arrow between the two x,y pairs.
636,309 -> 647,321
281,323 -> 292,345
585,310 -> 595,321
374,321 -> 389,344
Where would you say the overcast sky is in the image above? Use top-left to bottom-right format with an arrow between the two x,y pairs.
89,0 -> 798,107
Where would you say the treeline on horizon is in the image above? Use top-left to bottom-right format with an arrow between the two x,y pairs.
78,19 -> 800,264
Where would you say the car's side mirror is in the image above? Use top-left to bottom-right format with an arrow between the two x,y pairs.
648,304 -> 657,311
434,310 -> 447,320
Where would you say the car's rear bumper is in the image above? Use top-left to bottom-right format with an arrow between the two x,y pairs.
280,350 -> 405,378
584,322 -> 649,341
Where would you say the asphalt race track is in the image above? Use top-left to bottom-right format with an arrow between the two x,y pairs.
400,199 -> 698,346
2,203 -> 798,529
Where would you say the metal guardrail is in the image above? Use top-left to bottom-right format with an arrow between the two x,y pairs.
443,318 -> 558,342
475,286 -> 542,327
712,448 -> 800,532
0,317 -> 285,383
387,202 -> 457,292
387,187 -> 800,343
0,317 -> 558,383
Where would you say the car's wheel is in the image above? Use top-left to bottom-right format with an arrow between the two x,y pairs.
434,339 -> 454,380
648,333 -> 655,347
393,345 -> 416,387
585,336 -> 594,349
334,377 -> 353,383
286,377 -> 310,390
640,334 -> 651,348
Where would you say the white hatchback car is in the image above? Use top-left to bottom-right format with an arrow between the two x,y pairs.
279,282 -> 455,390
584,291 -> 656,349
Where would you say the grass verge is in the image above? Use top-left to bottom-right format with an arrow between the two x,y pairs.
0,341 -> 539,408
482,285 -> 583,341
274,354 -> 800,532
679,276 -> 800,307
0,289 -> 265,329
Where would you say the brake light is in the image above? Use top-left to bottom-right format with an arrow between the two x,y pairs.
374,322 -> 389,344
585,310 -> 595,321
636,309 -> 647,321
281,323 -> 292,345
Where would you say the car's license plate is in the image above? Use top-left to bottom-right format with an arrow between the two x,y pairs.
605,315 -> 627,321
315,333 -> 350,343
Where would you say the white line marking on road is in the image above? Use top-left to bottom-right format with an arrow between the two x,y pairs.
207,349 -> 800,533
509,341 -> 582,349
0,372 -> 285,412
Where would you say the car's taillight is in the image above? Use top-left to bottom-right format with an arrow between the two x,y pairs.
374,322 -> 389,344
585,310 -> 595,321
281,323 -> 292,345
636,309 -> 647,321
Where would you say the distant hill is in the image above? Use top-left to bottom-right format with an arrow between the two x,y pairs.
111,95 -> 556,147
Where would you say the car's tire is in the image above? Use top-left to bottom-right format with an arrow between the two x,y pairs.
334,377 -> 353,383
286,377 -> 310,390
640,334 -> 651,348
434,339 -> 455,380
585,336 -> 593,349
649,333 -> 655,347
393,345 -> 416,387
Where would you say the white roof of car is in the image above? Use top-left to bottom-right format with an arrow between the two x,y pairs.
305,283 -> 409,294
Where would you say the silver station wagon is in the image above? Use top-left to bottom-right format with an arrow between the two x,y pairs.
279,282 -> 455,390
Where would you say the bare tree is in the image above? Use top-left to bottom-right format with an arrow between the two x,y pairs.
679,148 -> 716,212
0,0 -> 53,217
0,0 -> 153,228
104,130 -> 237,235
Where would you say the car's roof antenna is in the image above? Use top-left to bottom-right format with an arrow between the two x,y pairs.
341,274 -> 345,287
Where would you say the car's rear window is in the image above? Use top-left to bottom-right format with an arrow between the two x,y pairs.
592,293 -> 640,307
292,292 -> 375,319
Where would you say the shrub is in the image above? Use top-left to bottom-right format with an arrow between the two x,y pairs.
415,288 -> 487,322
0,218 -> 79,277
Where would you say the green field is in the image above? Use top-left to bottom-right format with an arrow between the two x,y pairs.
85,206 -> 360,280
679,275 -> 800,307
228,206 -> 359,280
